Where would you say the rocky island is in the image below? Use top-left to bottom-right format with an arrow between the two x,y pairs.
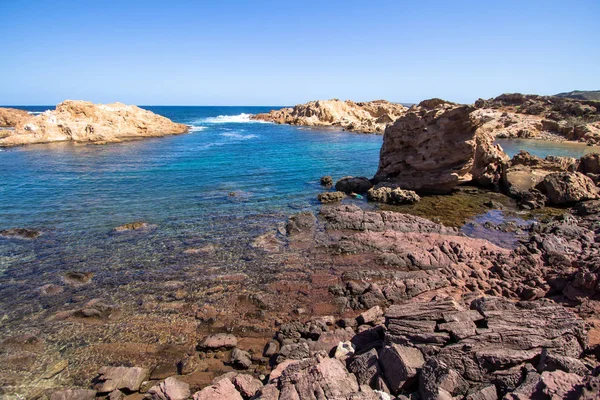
0,100 -> 189,147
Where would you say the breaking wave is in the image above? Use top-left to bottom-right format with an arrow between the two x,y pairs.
200,113 -> 269,124
220,133 -> 258,140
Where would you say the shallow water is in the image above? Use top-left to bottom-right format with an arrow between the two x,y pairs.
496,138 -> 600,159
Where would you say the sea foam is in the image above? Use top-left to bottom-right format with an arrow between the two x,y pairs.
200,113 -> 269,124
220,132 -> 258,140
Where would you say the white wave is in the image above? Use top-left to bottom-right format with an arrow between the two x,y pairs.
199,113 -> 270,124
27,111 -> 45,115
188,125 -> 207,132
220,133 -> 258,140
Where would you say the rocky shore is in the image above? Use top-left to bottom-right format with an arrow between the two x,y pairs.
0,101 -> 189,147
252,94 -> 600,144
251,99 -> 407,133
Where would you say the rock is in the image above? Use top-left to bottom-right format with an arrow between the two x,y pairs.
108,390 -> 125,400
263,341 -> 280,357
542,172 -> 598,205
251,99 -> 407,133
374,103 -> 508,193
518,189 -> 546,209
0,107 -> 30,127
465,385 -> 498,400
309,328 -> 355,353
379,344 -> 425,393
358,306 -> 384,325
63,271 -> 94,286
231,374 -> 263,398
335,177 -> 373,194
419,358 -> 468,400
269,359 -> 300,382
334,341 -> 355,360
0,228 -> 41,239
230,348 -> 252,369
0,100 -> 188,147
320,176 -> 334,186
275,342 -> 310,364
94,366 -> 150,393
574,199 -> 600,215
113,221 -> 152,232
579,153 -> 600,174
285,212 -> 316,235
50,390 -> 97,400
317,191 -> 346,203
348,348 -> 381,387
366,184 -> 421,205
538,370 -> 582,398
147,377 -> 191,400
192,378 -> 243,400
197,333 -> 238,351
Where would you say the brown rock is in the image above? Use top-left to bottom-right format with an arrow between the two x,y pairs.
379,344 -> 425,393
335,176 -> 373,194
231,374 -> 263,398
94,366 -> 150,393
358,306 -> 384,325
542,172 -> 599,205
197,333 -> 237,351
192,378 -> 243,400
317,191 -> 346,203
366,184 -> 421,205
0,107 -> 30,127
0,100 -> 188,147
147,377 -> 191,400
50,389 -> 97,400
0,227 -> 41,239
579,153 -> 600,174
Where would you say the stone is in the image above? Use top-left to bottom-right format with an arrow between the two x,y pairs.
275,342 -> 310,364
269,359 -> 300,381
94,366 -> 150,393
579,153 -> 600,174
374,104 -> 508,193
309,328 -> 355,353
320,176 -> 334,186
108,390 -> 125,400
197,333 -> 237,351
263,340 -> 280,357
574,199 -> 600,215
113,221 -> 152,232
356,306 -> 383,326
0,107 -> 30,127
50,390 -> 97,400
0,100 -> 188,147
379,344 -> 425,393
334,341 -> 355,359
465,385 -> 498,400
232,374 -> 263,398
147,377 -> 190,400
0,227 -> 41,239
542,172 -> 598,205
192,378 -> 243,400
348,348 -> 381,387
251,99 -> 407,133
317,191 -> 346,203
335,176 -> 373,194
367,184 -> 421,205
419,358 -> 469,400
230,348 -> 252,369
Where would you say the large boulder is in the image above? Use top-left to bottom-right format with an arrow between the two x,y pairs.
373,104 -> 508,194
579,153 -> 600,175
335,176 -> 373,194
147,377 -> 190,400
0,107 -> 30,127
94,366 -> 149,393
0,100 -> 189,147
542,172 -> 599,205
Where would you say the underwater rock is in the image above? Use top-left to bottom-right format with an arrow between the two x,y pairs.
0,227 -> 41,239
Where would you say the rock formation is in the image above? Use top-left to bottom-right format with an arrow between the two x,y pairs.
0,100 -> 188,147
251,99 -> 407,133
373,102 -> 509,194
0,107 -> 30,127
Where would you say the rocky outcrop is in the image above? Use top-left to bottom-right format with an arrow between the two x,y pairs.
366,183 -> 421,205
541,172 -> 599,205
251,99 -> 407,133
317,191 -> 346,203
0,101 -> 188,147
373,102 -> 508,193
0,107 -> 30,127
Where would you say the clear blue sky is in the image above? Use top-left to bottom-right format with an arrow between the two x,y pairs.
1,0 -> 598,105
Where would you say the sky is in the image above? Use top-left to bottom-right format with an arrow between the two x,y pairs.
1,0 -> 599,105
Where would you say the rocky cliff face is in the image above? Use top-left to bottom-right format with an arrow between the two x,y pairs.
0,101 -> 189,147
251,99 -> 407,133
0,107 -> 30,127
373,101 -> 509,193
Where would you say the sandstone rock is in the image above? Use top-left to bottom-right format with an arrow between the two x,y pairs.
320,175 -> 334,186
579,153 -> 600,174
197,333 -> 237,351
419,358 -> 469,400
231,374 -> 263,398
374,104 -> 508,193
317,191 -> 346,203
147,377 -> 190,400
50,389 -> 97,400
94,366 -> 149,393
0,227 -> 41,239
0,107 -> 30,127
366,184 -> 420,205
192,378 -> 243,400
0,100 -> 188,147
542,172 -> 599,205
335,176 -> 373,194
230,348 -> 252,369
251,99 -> 407,133
358,306 -> 384,325
379,344 -> 425,393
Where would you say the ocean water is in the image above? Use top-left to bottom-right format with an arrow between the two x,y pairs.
496,138 -> 600,159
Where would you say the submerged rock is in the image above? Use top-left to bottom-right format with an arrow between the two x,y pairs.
94,366 -> 149,393
320,175 -> 334,186
113,221 -> 152,232
0,227 -> 41,239
317,191 -> 346,203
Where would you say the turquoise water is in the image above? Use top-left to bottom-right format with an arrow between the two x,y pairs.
496,138 -> 600,159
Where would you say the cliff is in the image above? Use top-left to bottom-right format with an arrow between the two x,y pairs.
251,99 -> 407,133
0,101 -> 189,147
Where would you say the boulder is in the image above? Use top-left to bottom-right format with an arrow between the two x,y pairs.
579,153 -> 600,174
374,104 -> 508,193
379,344 -> 425,393
0,107 -> 30,127
0,227 -> 41,239
230,348 -> 252,369
147,377 -> 190,400
197,333 -> 238,351
94,366 -> 149,393
357,306 -> 384,325
192,378 -> 243,400
419,358 -> 469,400
335,177 -> 373,194
0,100 -> 189,147
317,191 -> 346,203
231,374 -> 263,398
320,176 -> 334,186
348,348 -> 381,387
366,184 -> 420,205
542,172 -> 598,205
